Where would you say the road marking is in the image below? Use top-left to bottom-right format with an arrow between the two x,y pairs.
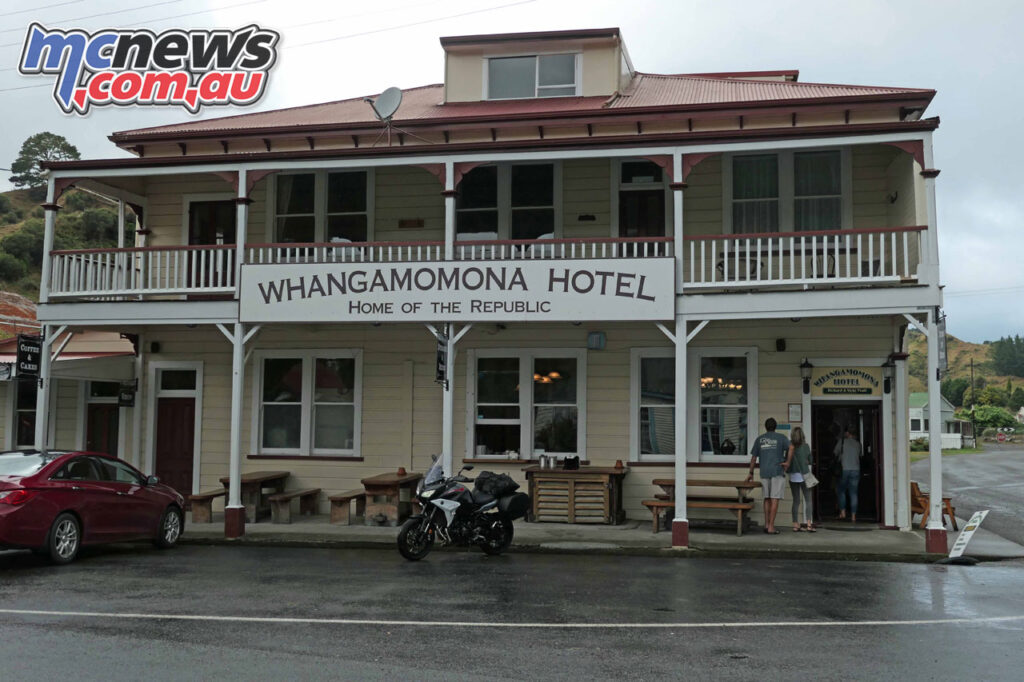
949,483 -> 1024,492
1,608 -> 1022,629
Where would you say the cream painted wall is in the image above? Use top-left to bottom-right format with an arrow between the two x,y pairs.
129,315 -> 899,523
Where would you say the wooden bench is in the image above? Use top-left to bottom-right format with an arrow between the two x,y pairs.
268,488 -> 321,524
329,489 -> 367,525
642,499 -> 755,536
188,489 -> 226,524
910,481 -> 958,531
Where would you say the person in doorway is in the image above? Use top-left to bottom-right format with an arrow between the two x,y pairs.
834,426 -> 863,522
785,427 -> 815,532
746,418 -> 790,535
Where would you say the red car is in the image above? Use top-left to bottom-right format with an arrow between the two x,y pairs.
0,450 -> 185,564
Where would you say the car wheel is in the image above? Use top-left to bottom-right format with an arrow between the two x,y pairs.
154,506 -> 183,549
48,513 -> 81,565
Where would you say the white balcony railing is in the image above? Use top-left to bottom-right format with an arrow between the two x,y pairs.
683,226 -> 925,289
46,229 -> 922,301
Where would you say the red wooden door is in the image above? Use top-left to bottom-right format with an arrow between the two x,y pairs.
86,403 -> 119,455
155,397 -> 195,499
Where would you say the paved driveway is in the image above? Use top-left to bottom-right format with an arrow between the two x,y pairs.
912,445 -> 1024,546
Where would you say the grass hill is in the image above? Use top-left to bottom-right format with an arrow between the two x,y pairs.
907,330 -> 1020,398
0,186 -> 133,302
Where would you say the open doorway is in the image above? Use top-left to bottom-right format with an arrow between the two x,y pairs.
811,402 -> 883,524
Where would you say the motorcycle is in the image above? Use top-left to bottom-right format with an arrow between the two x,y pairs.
397,460 -> 530,561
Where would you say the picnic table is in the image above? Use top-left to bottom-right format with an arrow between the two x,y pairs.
646,478 -> 762,535
361,471 -> 423,526
219,470 -> 290,523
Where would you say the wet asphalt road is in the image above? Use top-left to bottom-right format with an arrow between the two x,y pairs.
1,544 -> 1023,680
912,446 -> 1024,546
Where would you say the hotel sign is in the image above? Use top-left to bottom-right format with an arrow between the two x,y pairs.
238,258 -> 675,323
811,367 -> 882,397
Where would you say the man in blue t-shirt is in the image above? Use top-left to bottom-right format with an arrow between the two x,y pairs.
746,418 -> 790,534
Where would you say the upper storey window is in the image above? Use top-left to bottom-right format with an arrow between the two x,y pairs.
487,54 -> 578,99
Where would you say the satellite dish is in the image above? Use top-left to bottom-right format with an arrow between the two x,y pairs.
366,87 -> 402,121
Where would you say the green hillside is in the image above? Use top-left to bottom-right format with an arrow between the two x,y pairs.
0,187 -> 134,300
907,330 -> 1023,408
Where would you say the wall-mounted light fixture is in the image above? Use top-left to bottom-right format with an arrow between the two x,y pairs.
800,359 -> 813,395
882,359 -> 895,394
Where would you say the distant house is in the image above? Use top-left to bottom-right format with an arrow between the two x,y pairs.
909,392 -> 971,448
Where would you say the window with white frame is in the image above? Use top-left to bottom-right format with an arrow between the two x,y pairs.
487,54 -> 578,99
470,350 -> 584,459
693,349 -> 757,460
256,350 -> 361,456
630,349 -> 675,462
272,170 -> 372,243
616,160 -> 669,238
726,149 -> 849,234
456,164 -> 558,241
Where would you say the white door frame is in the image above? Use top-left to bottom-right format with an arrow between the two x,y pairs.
145,360 -> 204,494
803,356 -> 893,526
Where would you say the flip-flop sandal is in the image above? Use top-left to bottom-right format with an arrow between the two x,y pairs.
792,527 -> 801,532
768,530 -> 780,534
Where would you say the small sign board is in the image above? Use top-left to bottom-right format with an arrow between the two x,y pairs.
997,432 -> 1007,443
949,509 -> 988,559
435,325 -> 449,386
118,381 -> 136,407
937,316 -> 948,374
17,334 -> 42,376
811,367 -> 882,397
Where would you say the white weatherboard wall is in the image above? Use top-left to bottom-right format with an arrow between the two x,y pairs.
128,316 -> 900,523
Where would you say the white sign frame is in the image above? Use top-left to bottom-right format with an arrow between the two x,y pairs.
239,258 -> 675,323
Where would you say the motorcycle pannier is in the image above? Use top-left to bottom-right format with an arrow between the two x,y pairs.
498,492 -> 531,520
474,471 -> 520,497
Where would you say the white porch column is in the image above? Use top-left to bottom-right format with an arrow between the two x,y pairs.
117,199 -> 126,249
672,315 -> 689,547
225,322 -> 246,538
881,367 -> 895,528
442,325 -> 455,475
894,354 -> 911,530
234,169 -> 249,296
919,135 -> 941,286
671,151 -> 684,290
33,325 -> 54,450
443,160 -> 455,261
131,333 -> 145,469
39,177 -> 57,303
924,308 -> 947,552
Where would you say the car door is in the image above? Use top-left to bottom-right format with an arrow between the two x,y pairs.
90,457 -> 157,539
49,457 -> 114,543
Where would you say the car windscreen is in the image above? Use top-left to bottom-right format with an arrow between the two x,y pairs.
0,451 -> 62,477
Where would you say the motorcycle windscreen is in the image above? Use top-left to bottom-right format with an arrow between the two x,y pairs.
498,492 -> 531,520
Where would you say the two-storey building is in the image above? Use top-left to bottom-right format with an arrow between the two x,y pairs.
5,27 -> 951,550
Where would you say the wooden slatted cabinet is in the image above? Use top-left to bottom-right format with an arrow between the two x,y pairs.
524,466 -> 629,524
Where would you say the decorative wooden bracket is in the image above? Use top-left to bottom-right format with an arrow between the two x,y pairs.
882,140 -> 925,170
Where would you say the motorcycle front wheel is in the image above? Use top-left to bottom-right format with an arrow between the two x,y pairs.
480,517 -> 514,556
397,516 -> 434,561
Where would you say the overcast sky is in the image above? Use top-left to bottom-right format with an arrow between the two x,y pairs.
1,0 -> 1021,342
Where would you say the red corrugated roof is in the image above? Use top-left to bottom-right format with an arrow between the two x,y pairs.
110,72 -> 933,142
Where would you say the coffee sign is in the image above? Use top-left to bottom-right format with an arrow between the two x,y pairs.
811,367 -> 882,397
239,258 -> 675,323
17,334 -> 42,377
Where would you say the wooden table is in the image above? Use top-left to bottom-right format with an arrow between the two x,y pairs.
524,466 -> 629,524
361,472 -> 423,527
219,470 -> 290,523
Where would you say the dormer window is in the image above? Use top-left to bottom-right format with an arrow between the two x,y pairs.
487,54 -> 578,99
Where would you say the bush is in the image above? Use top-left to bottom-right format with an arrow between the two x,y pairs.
971,405 -> 1017,429
910,437 -> 929,452
79,207 -> 118,244
0,194 -> 11,214
1,219 -> 44,266
2,211 -> 19,224
982,427 -> 998,438
63,190 -> 98,212
0,253 -> 26,281
31,206 -> 43,219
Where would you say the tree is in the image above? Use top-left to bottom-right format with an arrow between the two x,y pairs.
0,253 -> 26,281
991,335 -> 1024,377
1011,387 -> 1024,413
967,405 -> 1017,429
8,132 -> 80,197
941,377 -> 970,407
976,385 -> 1008,407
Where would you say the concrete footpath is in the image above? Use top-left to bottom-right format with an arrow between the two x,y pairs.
182,513 -> 1024,562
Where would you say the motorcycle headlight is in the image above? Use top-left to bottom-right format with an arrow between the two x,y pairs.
421,489 -> 435,499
